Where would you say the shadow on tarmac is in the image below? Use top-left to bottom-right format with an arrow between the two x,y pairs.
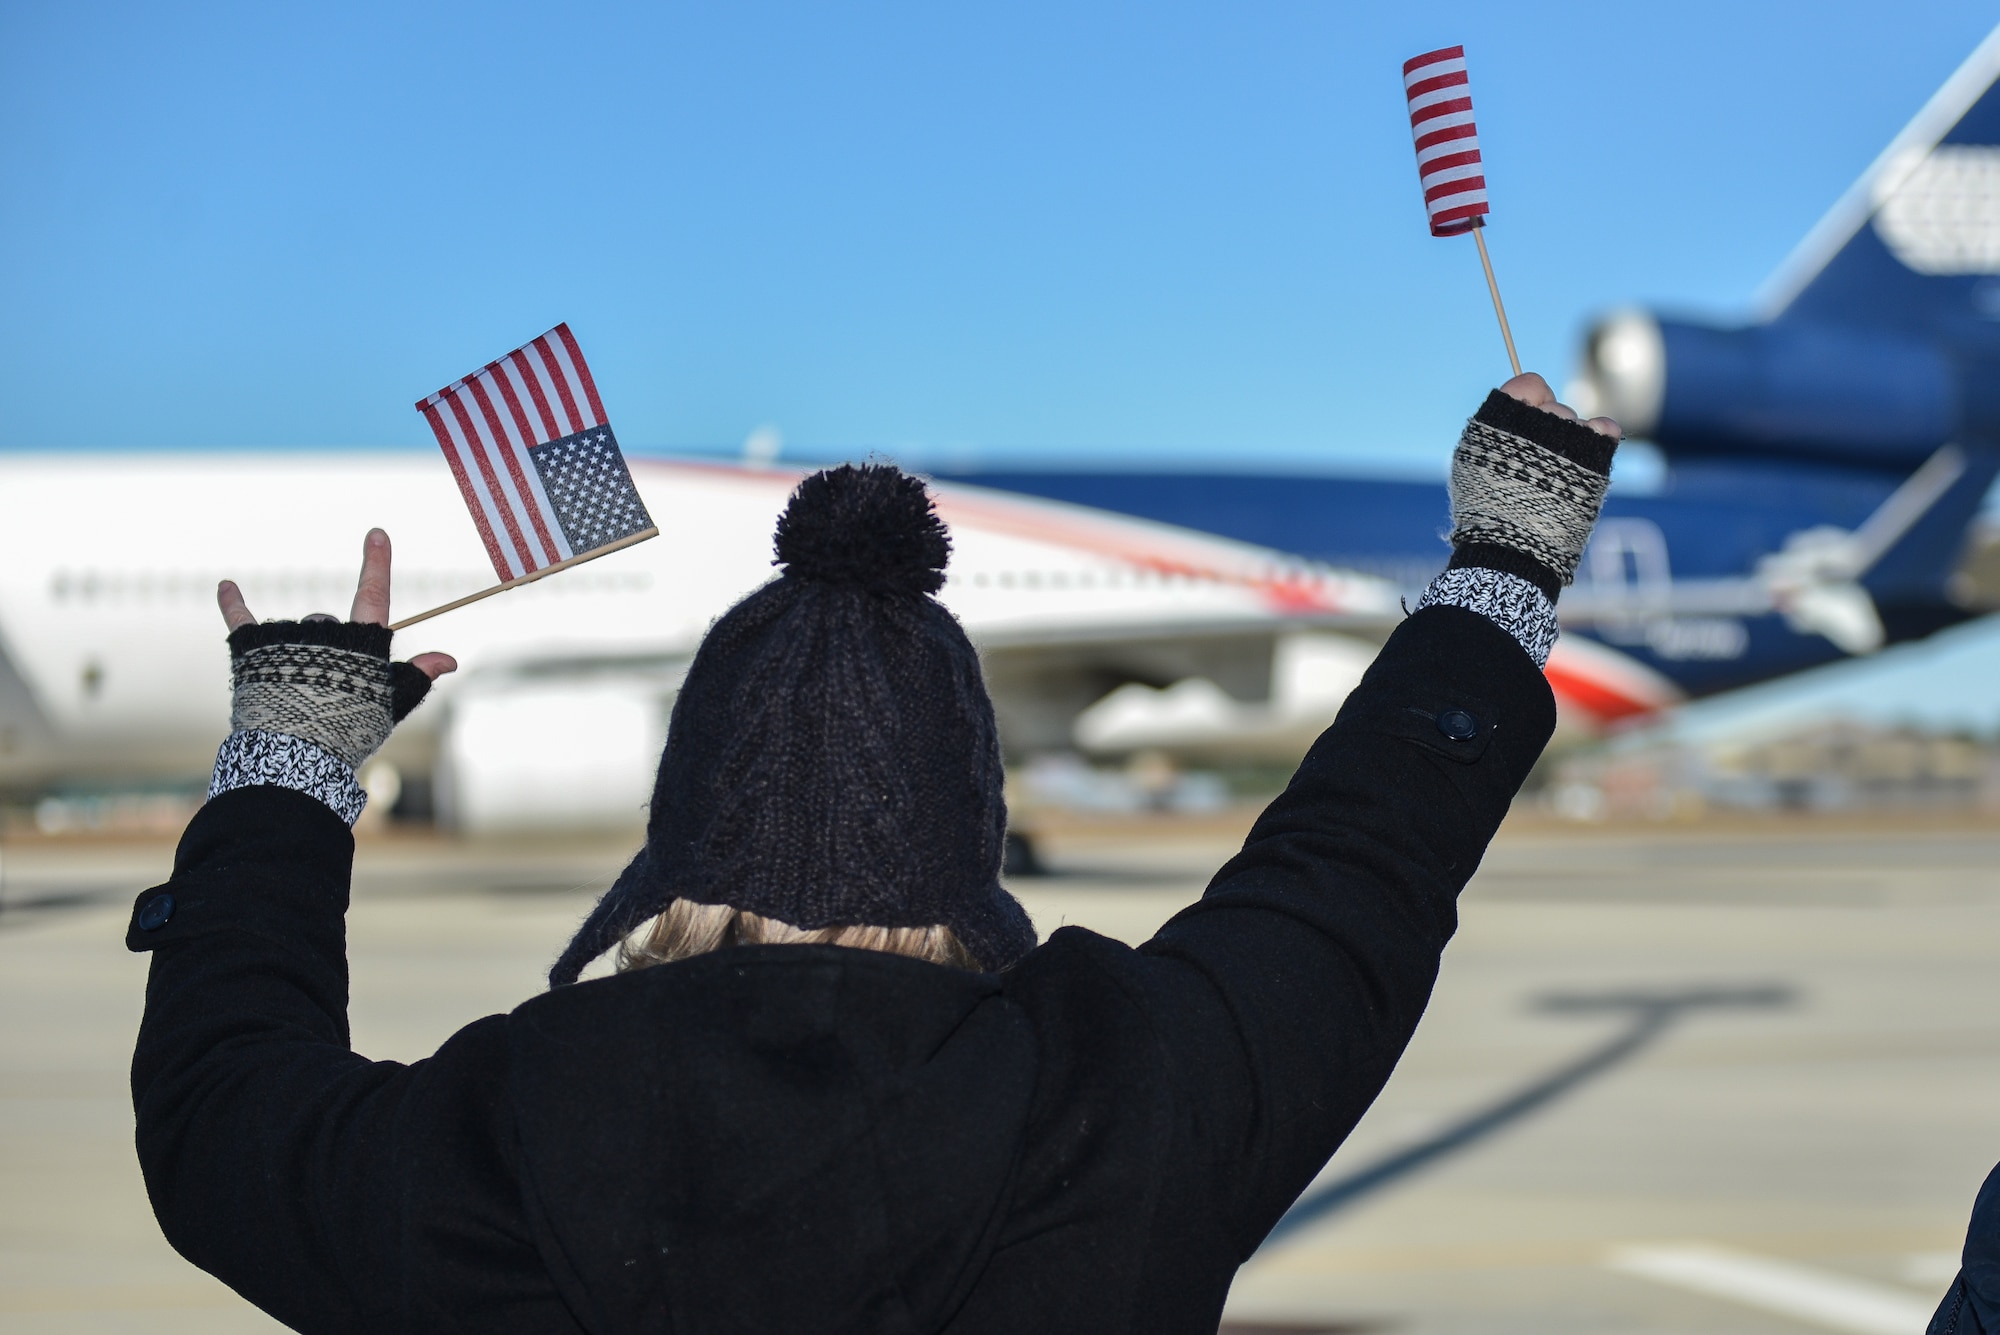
1260,984 -> 1798,1250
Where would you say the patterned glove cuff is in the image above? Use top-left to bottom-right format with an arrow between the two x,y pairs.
210,729 -> 369,826
1448,389 -> 1616,598
1416,567 -> 1559,669
226,620 -> 397,770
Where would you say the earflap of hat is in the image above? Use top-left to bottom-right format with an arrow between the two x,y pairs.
949,880 -> 1040,973
549,846 -> 666,988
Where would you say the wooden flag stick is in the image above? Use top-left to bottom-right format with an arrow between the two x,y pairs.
388,527 -> 660,631
1470,223 -> 1522,378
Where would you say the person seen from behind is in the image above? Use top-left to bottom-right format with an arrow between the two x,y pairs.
128,373 -> 1619,1333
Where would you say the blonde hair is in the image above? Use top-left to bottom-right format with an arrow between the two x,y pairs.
618,897 -> 983,973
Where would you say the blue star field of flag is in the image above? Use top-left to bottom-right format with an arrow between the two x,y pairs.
528,426 -> 655,555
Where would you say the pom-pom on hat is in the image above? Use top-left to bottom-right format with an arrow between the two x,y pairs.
549,463 -> 1036,986
775,465 -> 950,594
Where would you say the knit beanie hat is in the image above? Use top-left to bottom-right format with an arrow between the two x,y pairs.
549,463 -> 1037,986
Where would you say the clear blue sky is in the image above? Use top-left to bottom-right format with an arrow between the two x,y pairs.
4,1 -> 1998,472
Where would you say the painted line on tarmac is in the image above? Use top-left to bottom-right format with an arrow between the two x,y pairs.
1605,1242 -> 1935,1335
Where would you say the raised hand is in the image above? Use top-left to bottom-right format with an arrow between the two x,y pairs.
216,529 -> 456,682
1445,371 -> 1621,601
1496,370 -> 1621,441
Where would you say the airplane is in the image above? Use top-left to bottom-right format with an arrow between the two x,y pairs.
5,28 -> 1999,835
934,25 -> 2000,732
0,454 -> 1406,832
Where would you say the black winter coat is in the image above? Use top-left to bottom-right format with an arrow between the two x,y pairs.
128,605 -> 1555,1335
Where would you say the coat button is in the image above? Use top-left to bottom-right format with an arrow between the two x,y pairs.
1436,708 -> 1479,742
136,893 -> 175,932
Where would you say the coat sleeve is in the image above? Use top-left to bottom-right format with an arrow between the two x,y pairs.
125,784 -> 522,1334
1932,1160 -> 2000,1333
1129,604 -> 1557,1252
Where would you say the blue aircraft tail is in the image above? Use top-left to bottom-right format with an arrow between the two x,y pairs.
1761,25 -> 2000,331
1865,444 -> 2000,615
1576,25 -> 2000,619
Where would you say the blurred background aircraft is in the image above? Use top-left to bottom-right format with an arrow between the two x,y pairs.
0,453 -> 1406,831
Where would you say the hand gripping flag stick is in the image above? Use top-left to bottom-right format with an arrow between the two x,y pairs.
393,323 -> 659,630
1403,45 -> 1521,377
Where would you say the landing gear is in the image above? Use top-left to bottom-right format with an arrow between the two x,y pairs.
1003,830 -> 1047,877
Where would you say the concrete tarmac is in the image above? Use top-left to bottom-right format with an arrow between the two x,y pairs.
5,816 -> 2000,1332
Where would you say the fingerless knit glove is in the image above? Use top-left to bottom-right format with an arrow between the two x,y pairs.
209,620 -> 435,825
1415,389 -> 1617,668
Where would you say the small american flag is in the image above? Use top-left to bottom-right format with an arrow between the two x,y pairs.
416,323 -> 656,583
1403,45 -> 1489,237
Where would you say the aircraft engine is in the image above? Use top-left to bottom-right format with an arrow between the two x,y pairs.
1578,309 -> 1963,467
433,662 -> 682,834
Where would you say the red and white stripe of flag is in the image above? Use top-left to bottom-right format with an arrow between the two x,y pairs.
1403,45 -> 1489,237
416,323 -> 607,582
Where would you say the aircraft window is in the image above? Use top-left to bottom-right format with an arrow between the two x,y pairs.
47,568 -> 652,605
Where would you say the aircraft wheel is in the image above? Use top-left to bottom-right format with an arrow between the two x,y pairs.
1003,830 -> 1047,878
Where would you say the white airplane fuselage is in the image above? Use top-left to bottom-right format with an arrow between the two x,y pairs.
0,453 -> 1411,825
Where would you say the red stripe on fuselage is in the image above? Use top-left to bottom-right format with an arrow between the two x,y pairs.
1543,661 -> 1661,723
